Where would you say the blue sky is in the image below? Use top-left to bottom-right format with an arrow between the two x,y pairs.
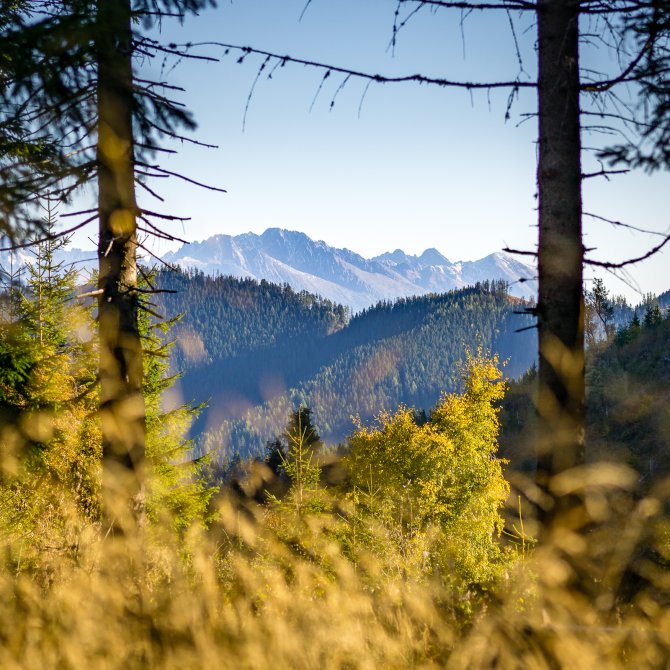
77,0 -> 669,302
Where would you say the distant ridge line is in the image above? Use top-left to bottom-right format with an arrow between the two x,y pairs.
161,228 -> 537,311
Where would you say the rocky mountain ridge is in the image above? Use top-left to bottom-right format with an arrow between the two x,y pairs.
162,228 -> 537,311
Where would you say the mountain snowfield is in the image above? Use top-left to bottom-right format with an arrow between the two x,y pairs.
162,228 -> 537,311
1,228 -> 536,310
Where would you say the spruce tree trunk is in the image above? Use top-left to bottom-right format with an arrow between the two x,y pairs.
96,0 -> 145,512
536,0 -> 585,516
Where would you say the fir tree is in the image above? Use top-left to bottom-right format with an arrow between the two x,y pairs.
139,279 -> 212,535
264,438 -> 287,478
0,201 -> 100,548
281,406 -> 324,512
643,303 -> 663,329
630,313 -> 642,336
586,278 -> 615,346
264,406 -> 326,513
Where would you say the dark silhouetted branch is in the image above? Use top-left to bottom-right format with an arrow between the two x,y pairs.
135,161 -> 227,192
196,42 -> 537,91
582,37 -> 654,92
584,211 -> 670,237
397,0 -> 534,10
581,167 -> 629,179
503,247 -> 538,257
586,235 -> 670,269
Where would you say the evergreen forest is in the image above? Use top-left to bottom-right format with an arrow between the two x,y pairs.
153,271 -> 536,458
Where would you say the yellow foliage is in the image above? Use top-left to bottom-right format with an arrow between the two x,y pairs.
345,350 -> 511,587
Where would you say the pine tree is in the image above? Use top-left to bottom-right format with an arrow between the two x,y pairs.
630,312 -> 642,336
273,406 -> 325,513
264,438 -> 287,478
0,201 -> 100,549
20,198 -> 82,350
586,278 -> 616,347
643,303 -> 663,329
139,282 -> 212,535
286,406 -> 323,511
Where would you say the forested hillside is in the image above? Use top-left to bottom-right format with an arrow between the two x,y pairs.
153,272 -> 536,460
587,310 -> 670,479
154,269 -> 349,371
501,305 -> 670,478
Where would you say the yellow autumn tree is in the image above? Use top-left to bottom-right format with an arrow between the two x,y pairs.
345,350 -> 511,589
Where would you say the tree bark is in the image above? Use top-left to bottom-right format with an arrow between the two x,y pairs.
96,0 -> 145,513
536,0 -> 585,517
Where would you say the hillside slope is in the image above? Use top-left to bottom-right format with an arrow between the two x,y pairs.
500,312 -> 670,478
154,276 -> 536,460
155,270 -> 348,372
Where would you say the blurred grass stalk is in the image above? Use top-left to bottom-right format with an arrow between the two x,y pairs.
2,355 -> 670,668
0,460 -> 669,667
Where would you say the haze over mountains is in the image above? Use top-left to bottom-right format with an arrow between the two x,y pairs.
162,228 -> 537,311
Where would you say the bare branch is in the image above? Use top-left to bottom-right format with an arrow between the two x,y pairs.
141,38 -> 219,63
61,207 -> 97,218
133,238 -> 180,272
141,209 -> 191,222
397,0 -> 534,10
76,288 -> 105,299
243,55 -> 272,130
135,162 -> 227,192
136,178 -> 166,202
581,167 -> 629,178
196,42 -> 537,91
139,115 -> 219,148
137,223 -> 188,245
584,211 -> 670,237
586,235 -> 670,269
134,286 -> 179,294
503,247 -> 538,257
582,36 -> 653,92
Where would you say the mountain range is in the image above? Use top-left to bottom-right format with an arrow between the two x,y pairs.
162,228 -> 537,311
0,228 -> 536,310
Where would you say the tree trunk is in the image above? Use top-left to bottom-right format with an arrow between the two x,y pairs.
536,0 -> 585,518
96,0 -> 145,515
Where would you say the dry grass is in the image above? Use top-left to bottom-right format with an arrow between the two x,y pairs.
1,460 -> 670,670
